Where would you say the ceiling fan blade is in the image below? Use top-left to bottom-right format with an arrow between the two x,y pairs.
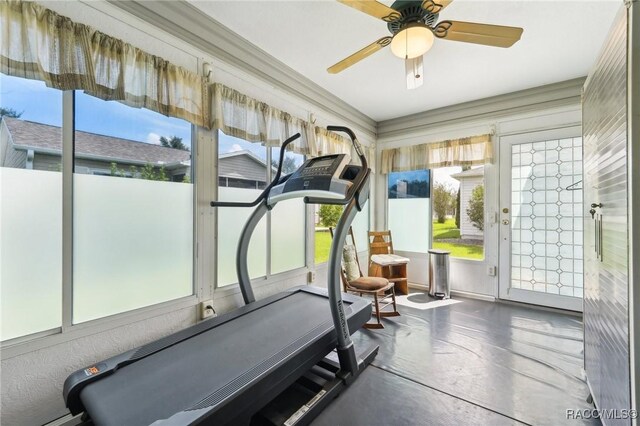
433,20 -> 523,48
421,0 -> 453,14
337,0 -> 401,22
406,56 -> 424,90
327,37 -> 392,74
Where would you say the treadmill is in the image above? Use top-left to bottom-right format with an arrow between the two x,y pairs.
63,126 -> 378,425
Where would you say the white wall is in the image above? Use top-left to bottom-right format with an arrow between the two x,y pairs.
376,88 -> 583,298
459,175 -> 484,239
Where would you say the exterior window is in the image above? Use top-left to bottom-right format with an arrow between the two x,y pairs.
72,91 -> 193,323
314,199 -> 369,265
216,133 -> 310,286
217,131 -> 268,286
432,167 -> 485,260
388,170 -> 431,253
270,148 -> 305,275
1,73 -> 63,340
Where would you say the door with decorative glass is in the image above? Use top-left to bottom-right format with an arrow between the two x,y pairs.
499,127 -> 583,311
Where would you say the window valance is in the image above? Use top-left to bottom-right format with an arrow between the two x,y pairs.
212,83 -> 317,156
0,1 -> 210,128
380,134 -> 493,174
314,126 -> 352,156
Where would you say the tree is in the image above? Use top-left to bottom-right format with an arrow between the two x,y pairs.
140,164 -> 168,181
467,184 -> 485,231
0,107 -> 23,119
432,182 -> 454,223
272,156 -> 298,174
318,205 -> 343,228
160,135 -> 189,151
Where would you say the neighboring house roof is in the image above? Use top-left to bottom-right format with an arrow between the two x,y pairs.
451,166 -> 485,180
3,117 -> 190,166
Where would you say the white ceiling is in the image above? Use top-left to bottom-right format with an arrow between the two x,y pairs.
188,0 -> 621,122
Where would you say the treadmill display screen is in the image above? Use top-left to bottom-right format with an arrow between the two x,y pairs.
310,158 -> 335,169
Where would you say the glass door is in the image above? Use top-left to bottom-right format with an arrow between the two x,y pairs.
499,127 -> 583,311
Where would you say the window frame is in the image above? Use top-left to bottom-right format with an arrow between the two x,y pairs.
1,89 -> 200,357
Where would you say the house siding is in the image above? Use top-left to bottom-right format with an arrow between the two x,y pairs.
219,154 -> 268,182
460,176 -> 484,239
0,121 -> 27,169
32,153 -> 61,172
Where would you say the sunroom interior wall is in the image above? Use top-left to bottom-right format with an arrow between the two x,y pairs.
0,1 -> 374,425
376,101 -> 583,298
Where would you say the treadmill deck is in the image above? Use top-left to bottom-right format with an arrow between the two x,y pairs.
74,287 -> 370,425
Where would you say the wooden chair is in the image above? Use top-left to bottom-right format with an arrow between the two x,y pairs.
329,227 -> 400,329
368,231 -> 409,295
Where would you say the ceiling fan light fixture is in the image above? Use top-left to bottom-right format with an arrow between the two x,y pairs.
390,24 -> 434,59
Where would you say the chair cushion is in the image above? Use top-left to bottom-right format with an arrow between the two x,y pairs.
342,245 -> 361,282
349,276 -> 390,291
371,254 -> 410,266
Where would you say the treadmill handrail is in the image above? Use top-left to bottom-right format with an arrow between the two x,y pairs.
210,133 -> 300,208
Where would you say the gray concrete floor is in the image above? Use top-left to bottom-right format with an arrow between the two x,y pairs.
313,294 -> 596,426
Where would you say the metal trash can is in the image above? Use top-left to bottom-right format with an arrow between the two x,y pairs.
428,249 -> 450,299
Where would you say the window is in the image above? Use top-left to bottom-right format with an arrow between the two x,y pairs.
388,170 -> 431,253
72,91 -> 194,323
1,73 -> 63,340
314,201 -> 369,265
217,131 -> 268,286
216,132 -> 311,286
270,148 -> 305,275
432,167 -> 485,260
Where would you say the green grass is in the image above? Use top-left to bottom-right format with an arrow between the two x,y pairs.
432,241 -> 484,259
315,219 -> 483,262
432,218 -> 484,260
315,230 -> 332,264
432,219 -> 461,240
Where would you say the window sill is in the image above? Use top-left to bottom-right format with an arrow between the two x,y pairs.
395,250 -> 486,264
212,266 -> 311,298
1,295 -> 198,360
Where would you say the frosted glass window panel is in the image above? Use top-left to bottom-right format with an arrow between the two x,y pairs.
1,169 -> 62,340
73,175 -> 193,323
1,73 -> 63,340
218,187 -> 267,286
351,200 -> 370,251
270,149 -> 305,275
388,199 -> 430,253
270,198 -> 305,275
509,137 -> 583,298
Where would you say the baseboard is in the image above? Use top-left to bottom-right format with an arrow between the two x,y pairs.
44,413 -> 82,426
408,283 -> 497,302
497,299 -> 583,317
450,290 -> 497,302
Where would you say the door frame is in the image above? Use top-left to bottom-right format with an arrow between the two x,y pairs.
498,126 -> 583,312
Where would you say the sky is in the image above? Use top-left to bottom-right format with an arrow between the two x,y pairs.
1,73 -> 191,147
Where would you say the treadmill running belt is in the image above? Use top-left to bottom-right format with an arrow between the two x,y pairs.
80,291 -> 350,425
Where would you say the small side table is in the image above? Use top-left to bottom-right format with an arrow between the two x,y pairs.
370,255 -> 410,295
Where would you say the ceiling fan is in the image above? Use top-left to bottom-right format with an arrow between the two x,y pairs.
328,0 -> 524,89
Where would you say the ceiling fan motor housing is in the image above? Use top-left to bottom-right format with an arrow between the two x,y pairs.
387,1 -> 439,35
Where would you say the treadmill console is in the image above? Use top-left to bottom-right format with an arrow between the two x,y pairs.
268,154 -> 353,204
